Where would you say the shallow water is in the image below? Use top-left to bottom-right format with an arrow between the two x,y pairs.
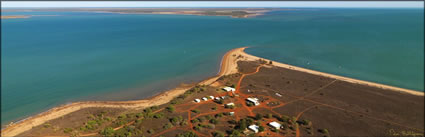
1,8 -> 423,125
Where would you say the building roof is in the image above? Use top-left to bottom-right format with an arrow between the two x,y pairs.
248,125 -> 259,133
268,121 -> 281,129
223,87 -> 236,92
202,97 -> 208,101
194,99 -> 201,102
246,98 -> 260,105
226,103 -> 235,106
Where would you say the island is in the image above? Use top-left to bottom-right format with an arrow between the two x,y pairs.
1,47 -> 423,137
1,8 -> 275,18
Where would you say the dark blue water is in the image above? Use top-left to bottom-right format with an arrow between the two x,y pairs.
1,8 -> 423,125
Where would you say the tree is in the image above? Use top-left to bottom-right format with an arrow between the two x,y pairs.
255,113 -> 263,120
259,126 -> 265,132
265,113 -> 273,119
167,105 -> 175,112
213,131 -> 225,137
210,118 -> 219,124
99,127 -> 114,136
177,131 -> 198,137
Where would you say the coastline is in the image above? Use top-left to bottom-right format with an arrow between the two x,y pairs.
0,47 -> 241,137
1,47 -> 423,136
239,47 -> 424,96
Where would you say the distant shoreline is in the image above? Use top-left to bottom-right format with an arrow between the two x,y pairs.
1,47 -> 422,136
1,15 -> 31,19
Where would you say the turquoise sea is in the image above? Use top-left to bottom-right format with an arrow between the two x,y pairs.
1,8 -> 423,126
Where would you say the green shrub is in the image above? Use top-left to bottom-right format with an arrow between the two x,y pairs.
99,127 -> 114,136
63,128 -> 73,134
167,105 -> 175,112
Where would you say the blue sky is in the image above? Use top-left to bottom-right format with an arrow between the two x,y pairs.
1,1 -> 424,8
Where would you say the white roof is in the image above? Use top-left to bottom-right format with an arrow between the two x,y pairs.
194,99 -> 201,102
202,97 -> 208,101
268,121 -> 281,129
223,87 -> 236,92
209,96 -> 214,99
229,112 -> 235,115
226,103 -> 235,106
246,98 -> 260,105
248,125 -> 259,133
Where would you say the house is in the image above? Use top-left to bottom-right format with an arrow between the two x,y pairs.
221,96 -> 226,99
202,97 -> 208,101
246,98 -> 260,106
215,97 -> 221,100
248,125 -> 259,133
209,96 -> 214,99
229,112 -> 235,116
194,99 -> 201,103
268,121 -> 281,129
275,93 -> 282,97
226,103 -> 235,107
223,87 -> 236,92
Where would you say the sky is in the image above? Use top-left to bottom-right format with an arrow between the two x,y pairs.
1,1 -> 424,8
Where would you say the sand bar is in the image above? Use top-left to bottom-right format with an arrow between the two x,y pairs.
238,47 -> 424,96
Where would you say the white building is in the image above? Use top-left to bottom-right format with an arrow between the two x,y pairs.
226,103 -> 235,107
202,97 -> 208,101
215,97 -> 221,100
209,96 -> 214,99
275,93 -> 282,97
246,98 -> 260,106
229,112 -> 235,116
223,87 -> 236,92
268,121 -> 281,129
194,99 -> 201,103
248,125 -> 259,133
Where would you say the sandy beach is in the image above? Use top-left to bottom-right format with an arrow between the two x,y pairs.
237,47 -> 424,96
1,47 -> 423,136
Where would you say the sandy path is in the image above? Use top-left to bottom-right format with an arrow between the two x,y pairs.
0,48 -> 242,137
237,47 -> 424,96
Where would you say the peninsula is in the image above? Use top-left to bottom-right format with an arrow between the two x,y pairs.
1,48 -> 423,137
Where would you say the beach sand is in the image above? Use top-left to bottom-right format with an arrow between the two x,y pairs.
1,47 -> 423,136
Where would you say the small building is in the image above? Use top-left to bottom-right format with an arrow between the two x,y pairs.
275,93 -> 282,97
229,112 -> 235,116
223,87 -> 236,92
248,125 -> 259,133
202,97 -> 208,101
226,103 -> 235,107
221,96 -> 226,99
209,96 -> 214,99
246,98 -> 260,106
268,121 -> 281,129
215,97 -> 221,100
194,99 -> 201,103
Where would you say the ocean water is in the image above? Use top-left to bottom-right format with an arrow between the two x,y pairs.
1,8 -> 423,126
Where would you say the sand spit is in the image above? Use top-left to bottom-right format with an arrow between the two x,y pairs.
238,47 -> 424,96
2,47 -> 423,136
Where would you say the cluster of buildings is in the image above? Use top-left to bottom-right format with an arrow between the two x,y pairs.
194,95 -> 227,103
248,121 -> 282,133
